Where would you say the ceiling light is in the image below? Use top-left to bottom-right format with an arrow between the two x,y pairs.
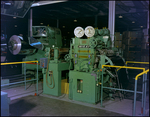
5,3 -> 11,5
31,1 -> 66,7
119,15 -> 123,18
132,21 -> 135,23
40,23 -> 43,25
74,19 -> 77,22
63,26 -> 65,28
140,26 -> 143,28
15,25 -> 17,27
13,17 -> 16,19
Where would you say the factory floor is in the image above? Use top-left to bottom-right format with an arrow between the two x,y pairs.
2,78 -> 149,116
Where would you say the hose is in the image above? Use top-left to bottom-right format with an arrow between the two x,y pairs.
45,48 -> 55,89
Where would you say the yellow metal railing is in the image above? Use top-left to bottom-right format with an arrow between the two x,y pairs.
1,61 -> 38,65
101,64 -> 149,116
126,61 -> 149,65
102,65 -> 145,77
135,69 -> 149,80
1,61 -> 39,96
116,61 -> 149,72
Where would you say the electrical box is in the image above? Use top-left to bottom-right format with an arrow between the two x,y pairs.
40,58 -> 48,68
1,91 -> 10,116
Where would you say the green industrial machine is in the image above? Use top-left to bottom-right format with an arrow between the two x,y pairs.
23,26 -> 63,79
8,26 -> 70,96
67,26 -> 128,104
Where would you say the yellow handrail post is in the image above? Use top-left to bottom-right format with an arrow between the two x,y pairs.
133,69 -> 149,116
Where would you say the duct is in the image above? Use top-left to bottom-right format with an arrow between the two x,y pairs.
1,1 -> 34,18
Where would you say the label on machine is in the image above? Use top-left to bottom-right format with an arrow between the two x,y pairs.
78,45 -> 90,48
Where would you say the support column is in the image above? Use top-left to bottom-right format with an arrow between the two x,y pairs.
28,9 -> 32,37
108,1 -> 115,47
57,19 -> 59,28
143,11 -> 149,43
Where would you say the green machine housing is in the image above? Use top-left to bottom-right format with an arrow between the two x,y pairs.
8,26 -> 70,97
22,26 -> 63,79
67,28 -> 128,104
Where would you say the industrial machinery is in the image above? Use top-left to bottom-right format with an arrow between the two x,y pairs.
67,26 -> 128,104
8,26 -> 70,96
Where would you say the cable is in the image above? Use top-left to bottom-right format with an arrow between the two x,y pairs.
46,73 -> 55,89
45,48 -> 55,89
46,48 -> 52,85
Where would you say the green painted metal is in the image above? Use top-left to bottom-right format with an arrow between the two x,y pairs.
68,28 -> 123,104
101,68 -> 104,106
36,62 -> 38,95
22,26 -> 63,79
24,63 -> 26,90
42,62 -> 69,96
69,71 -> 100,104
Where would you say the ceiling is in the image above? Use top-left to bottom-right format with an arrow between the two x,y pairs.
31,1 -> 149,27
1,0 -> 149,39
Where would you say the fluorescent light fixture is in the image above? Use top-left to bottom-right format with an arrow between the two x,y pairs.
13,17 -> 16,19
63,26 -> 65,28
132,21 -> 135,23
40,23 -> 43,25
140,26 -> 143,28
5,3 -> 11,5
31,1 -> 67,7
119,15 -> 123,18
15,25 -> 17,27
74,19 -> 77,22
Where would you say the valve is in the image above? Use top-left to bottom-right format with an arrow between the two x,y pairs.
89,39 -> 97,48
64,54 -> 71,62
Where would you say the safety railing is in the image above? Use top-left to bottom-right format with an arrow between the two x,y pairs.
126,61 -> 149,116
126,61 -> 149,65
1,61 -> 39,95
101,63 -> 149,116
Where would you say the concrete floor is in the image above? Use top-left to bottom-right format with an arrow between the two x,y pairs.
2,80 -> 149,116
9,95 -> 126,116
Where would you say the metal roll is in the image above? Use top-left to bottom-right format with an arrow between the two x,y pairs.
8,35 -> 36,55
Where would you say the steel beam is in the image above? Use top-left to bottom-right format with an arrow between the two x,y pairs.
108,1 -> 115,47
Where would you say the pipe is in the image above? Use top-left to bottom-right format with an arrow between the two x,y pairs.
1,79 -> 37,87
103,86 -> 142,94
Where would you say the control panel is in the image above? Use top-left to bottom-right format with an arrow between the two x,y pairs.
40,58 -> 48,68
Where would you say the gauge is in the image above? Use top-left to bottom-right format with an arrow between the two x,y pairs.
74,27 -> 84,38
85,26 -> 95,37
